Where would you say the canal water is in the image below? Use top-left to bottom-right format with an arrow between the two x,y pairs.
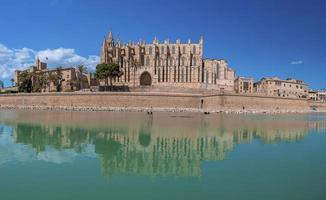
0,110 -> 325,200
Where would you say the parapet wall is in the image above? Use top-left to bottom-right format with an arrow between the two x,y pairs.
0,92 -> 322,113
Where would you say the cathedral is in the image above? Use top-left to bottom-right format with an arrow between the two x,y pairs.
100,31 -> 235,91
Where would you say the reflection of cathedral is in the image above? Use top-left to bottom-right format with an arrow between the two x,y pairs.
100,31 -> 235,90
9,117 -> 326,178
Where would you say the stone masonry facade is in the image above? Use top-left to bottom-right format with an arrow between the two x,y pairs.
100,31 -> 235,91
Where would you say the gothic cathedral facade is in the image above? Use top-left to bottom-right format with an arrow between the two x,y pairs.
100,31 -> 235,91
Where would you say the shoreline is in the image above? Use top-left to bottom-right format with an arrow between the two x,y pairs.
0,104 -> 321,114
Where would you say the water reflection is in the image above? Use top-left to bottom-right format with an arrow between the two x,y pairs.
0,111 -> 325,178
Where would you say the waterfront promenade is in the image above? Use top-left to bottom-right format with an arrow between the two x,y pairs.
0,91 -> 325,113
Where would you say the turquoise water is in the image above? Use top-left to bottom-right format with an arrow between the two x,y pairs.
0,110 -> 325,200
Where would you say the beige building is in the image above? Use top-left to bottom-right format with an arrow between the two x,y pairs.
254,77 -> 308,98
14,58 -> 88,92
317,90 -> 326,102
100,31 -> 235,91
309,90 -> 318,101
309,90 -> 326,102
234,76 -> 254,94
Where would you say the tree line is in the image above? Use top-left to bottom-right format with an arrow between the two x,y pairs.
16,62 -> 123,93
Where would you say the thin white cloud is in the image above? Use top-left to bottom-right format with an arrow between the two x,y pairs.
290,60 -> 303,65
0,43 -> 100,80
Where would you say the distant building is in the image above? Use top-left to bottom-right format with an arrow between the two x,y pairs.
254,77 -> 308,98
234,76 -> 254,94
14,58 -> 89,92
318,90 -> 326,102
309,90 -> 318,101
100,31 -> 235,91
308,90 -> 326,102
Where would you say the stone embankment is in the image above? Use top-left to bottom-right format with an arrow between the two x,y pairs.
0,92 -> 324,113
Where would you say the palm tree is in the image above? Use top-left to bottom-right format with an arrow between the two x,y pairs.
55,67 -> 64,92
10,78 -> 15,87
77,65 -> 87,90
17,71 -> 32,93
0,80 -> 4,89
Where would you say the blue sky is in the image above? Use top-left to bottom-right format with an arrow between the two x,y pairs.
0,0 -> 325,89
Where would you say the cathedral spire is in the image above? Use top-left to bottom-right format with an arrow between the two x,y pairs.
199,35 -> 203,45
102,36 -> 107,48
108,31 -> 115,47
100,36 -> 108,64
117,34 -> 121,47
108,31 -> 114,42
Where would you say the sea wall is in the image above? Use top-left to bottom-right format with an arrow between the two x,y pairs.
204,94 -> 310,112
0,92 -> 321,113
308,101 -> 326,112
0,92 -> 201,112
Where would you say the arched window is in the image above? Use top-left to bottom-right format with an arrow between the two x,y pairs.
174,66 -> 176,82
145,56 -> 150,66
224,68 -> 227,79
181,68 -> 184,82
172,46 -> 175,54
158,68 -> 161,82
182,46 -> 186,54
193,46 -> 196,54
158,59 -> 161,67
216,64 -> 220,79
181,57 -> 185,66
189,66 -> 192,82
193,57 -> 197,66
206,71 -> 209,83
161,46 -> 164,54
149,46 -> 153,55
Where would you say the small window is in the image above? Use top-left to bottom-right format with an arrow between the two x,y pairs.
193,46 -> 196,54
172,46 -> 175,54
149,46 -> 153,55
183,46 -> 186,54
161,46 -> 164,54
145,56 -> 150,66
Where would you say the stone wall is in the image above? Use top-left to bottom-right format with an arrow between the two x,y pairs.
204,94 -> 310,112
0,92 -> 201,111
309,101 -> 326,112
0,92 -> 321,113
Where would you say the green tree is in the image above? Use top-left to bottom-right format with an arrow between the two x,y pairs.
18,71 -> 32,93
10,78 -> 15,87
95,63 -> 123,86
32,70 -> 49,92
0,80 -> 4,89
77,65 -> 87,90
48,67 -> 64,92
